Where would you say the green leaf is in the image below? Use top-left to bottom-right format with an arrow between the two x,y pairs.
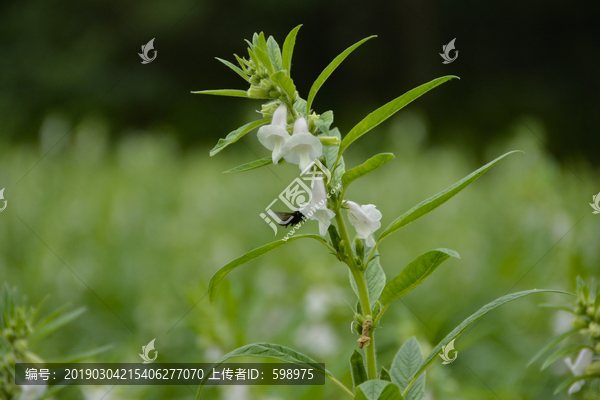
554,374 -> 597,395
223,157 -> 285,174
306,36 -> 377,114
293,97 -> 307,117
270,71 -> 297,103
257,32 -> 268,52
527,328 -> 579,367
339,76 -> 458,155
192,89 -> 258,99
350,349 -> 368,390
209,119 -> 270,156
350,250 -> 386,307
380,366 -> 392,382
355,380 -> 403,400
267,36 -> 283,71
391,337 -> 425,400
50,344 -> 113,363
208,235 -> 331,303
378,151 -> 520,244
254,46 -> 275,76
314,111 -> 334,134
323,128 -> 341,170
30,307 -> 85,342
541,344 -> 593,370
282,25 -> 302,75
402,289 -> 571,396
215,57 -> 249,82
332,156 -> 345,188
342,153 -> 395,189
381,249 -> 459,308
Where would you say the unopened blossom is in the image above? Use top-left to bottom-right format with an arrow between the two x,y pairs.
564,348 -> 594,395
282,117 -> 323,172
257,103 -> 290,164
300,177 -> 335,236
344,201 -> 382,248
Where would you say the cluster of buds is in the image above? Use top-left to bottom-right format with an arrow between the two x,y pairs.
573,277 -> 600,345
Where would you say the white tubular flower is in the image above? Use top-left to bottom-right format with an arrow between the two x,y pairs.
344,201 -> 382,248
564,348 -> 594,395
257,103 -> 290,164
282,117 -> 323,171
300,177 -> 335,236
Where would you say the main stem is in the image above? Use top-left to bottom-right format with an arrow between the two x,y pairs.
334,211 -> 377,380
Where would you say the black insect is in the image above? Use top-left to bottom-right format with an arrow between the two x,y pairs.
272,211 -> 306,227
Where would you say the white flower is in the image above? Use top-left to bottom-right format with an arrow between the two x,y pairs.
344,201 -> 382,248
282,117 -> 323,171
300,177 -> 335,236
257,103 -> 290,164
564,348 -> 594,395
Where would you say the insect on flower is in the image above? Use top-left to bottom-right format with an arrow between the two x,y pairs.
272,211 -> 306,227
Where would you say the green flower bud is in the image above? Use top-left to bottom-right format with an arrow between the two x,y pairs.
247,85 -> 270,99
574,316 -> 589,328
328,225 -> 341,252
584,361 -> 600,375
589,322 -> 600,338
269,90 -> 280,98
338,240 -> 346,257
587,305 -> 596,318
249,75 -> 260,85
259,79 -> 272,90
355,237 -> 365,261
14,339 -> 27,352
319,136 -> 341,146
575,304 -> 586,315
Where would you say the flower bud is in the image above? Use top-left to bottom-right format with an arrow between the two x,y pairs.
355,237 -> 364,261
588,322 -> 600,338
574,316 -> 589,328
584,361 -> 600,375
328,225 -> 341,252
319,136 -> 341,146
586,305 -> 596,318
247,85 -> 270,99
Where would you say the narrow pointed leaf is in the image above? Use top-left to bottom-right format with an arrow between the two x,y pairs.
380,366 -> 392,382
402,289 -> 571,396
208,235 -> 331,302
355,380 -> 403,400
223,157 -> 285,174
554,374 -> 597,395
267,36 -> 283,71
528,328 -> 579,367
270,71 -> 297,103
306,36 -> 376,113
282,25 -> 302,75
343,153 -> 395,188
378,151 -> 520,243
391,337 -> 425,400
30,307 -> 85,342
350,350 -> 368,389
541,344 -> 593,370
192,89 -> 259,99
254,47 -> 275,75
51,344 -> 113,363
339,76 -> 458,155
350,251 -> 386,307
209,119 -> 270,156
257,32 -> 268,52
381,249 -> 459,308
215,57 -> 249,82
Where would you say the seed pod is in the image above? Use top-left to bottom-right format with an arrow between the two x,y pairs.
355,237 -> 364,261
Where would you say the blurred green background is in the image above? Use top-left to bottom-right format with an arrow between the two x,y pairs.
1,0 -> 600,399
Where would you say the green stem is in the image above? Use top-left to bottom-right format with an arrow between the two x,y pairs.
335,211 -> 377,380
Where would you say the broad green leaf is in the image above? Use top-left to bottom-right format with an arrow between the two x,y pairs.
350,251 -> 386,307
208,235 -> 331,303
223,157 -> 285,174
314,111 -> 334,134
342,153 -> 395,188
293,97 -> 307,116
30,307 -> 85,342
267,36 -> 283,71
209,119 -> 270,156
378,151 -> 520,243
306,36 -> 377,114
339,76 -> 458,155
527,328 -> 579,367
355,380 -> 403,400
257,32 -> 268,52
50,344 -> 113,363
381,249 -> 459,308
254,46 -> 275,75
270,71 -> 297,103
541,344 -> 593,370
391,337 -> 425,400
380,366 -> 391,382
251,33 -> 259,48
402,289 -> 571,396
350,349 -> 368,390
323,128 -> 341,170
554,374 -> 597,395
192,89 -> 259,99
282,25 -> 302,75
215,57 -> 249,82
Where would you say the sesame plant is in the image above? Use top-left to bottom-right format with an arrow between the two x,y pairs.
194,27 -> 567,399
529,277 -> 600,396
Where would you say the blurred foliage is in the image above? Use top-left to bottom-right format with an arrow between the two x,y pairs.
1,109 -> 599,398
1,0 -> 599,164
